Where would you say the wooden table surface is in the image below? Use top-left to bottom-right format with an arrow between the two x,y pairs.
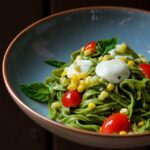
0,0 -> 150,150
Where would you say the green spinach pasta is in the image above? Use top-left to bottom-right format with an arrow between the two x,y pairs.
21,37 -> 150,134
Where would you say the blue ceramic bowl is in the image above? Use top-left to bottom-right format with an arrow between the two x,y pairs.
3,7 -> 150,148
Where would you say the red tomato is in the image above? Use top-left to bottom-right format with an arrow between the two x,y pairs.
100,113 -> 131,134
62,90 -> 82,107
139,64 -> 150,79
83,41 -> 96,53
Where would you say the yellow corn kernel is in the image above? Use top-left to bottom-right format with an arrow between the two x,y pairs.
71,75 -> 79,85
79,80 -> 87,88
138,121 -> 144,128
71,80 -> 78,86
98,56 -> 104,62
61,70 -> 67,77
98,91 -> 109,101
74,63 -> 81,72
88,102 -> 96,110
84,50 -> 92,56
120,108 -> 128,115
71,74 -> 79,80
77,74 -> 82,80
85,76 -> 92,86
77,85 -> 85,93
127,60 -> 135,67
120,57 -> 127,62
103,55 -> 111,61
119,43 -> 127,53
106,83 -> 115,91
67,83 -> 77,90
119,131 -> 127,135
80,72 -> 88,79
51,102 -> 61,109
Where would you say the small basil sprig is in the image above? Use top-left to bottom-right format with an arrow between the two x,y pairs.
96,37 -> 118,55
45,59 -> 66,68
20,83 -> 49,102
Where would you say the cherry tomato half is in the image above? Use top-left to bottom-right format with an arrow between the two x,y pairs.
83,41 -> 96,53
62,90 -> 82,108
139,64 -> 150,79
100,113 -> 131,134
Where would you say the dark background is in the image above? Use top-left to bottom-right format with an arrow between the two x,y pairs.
1,0 -> 150,150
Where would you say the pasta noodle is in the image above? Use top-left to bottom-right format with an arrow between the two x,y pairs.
21,38 -> 150,134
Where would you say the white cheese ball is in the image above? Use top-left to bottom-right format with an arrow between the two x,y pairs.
67,60 -> 92,78
96,59 -> 130,84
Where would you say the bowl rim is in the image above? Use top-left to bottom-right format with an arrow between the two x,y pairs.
2,6 -> 150,138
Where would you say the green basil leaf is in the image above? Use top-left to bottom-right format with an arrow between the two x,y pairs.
45,59 -> 65,68
20,83 -> 49,102
96,37 -> 118,55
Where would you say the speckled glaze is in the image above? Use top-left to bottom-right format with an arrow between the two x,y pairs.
2,7 -> 150,149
